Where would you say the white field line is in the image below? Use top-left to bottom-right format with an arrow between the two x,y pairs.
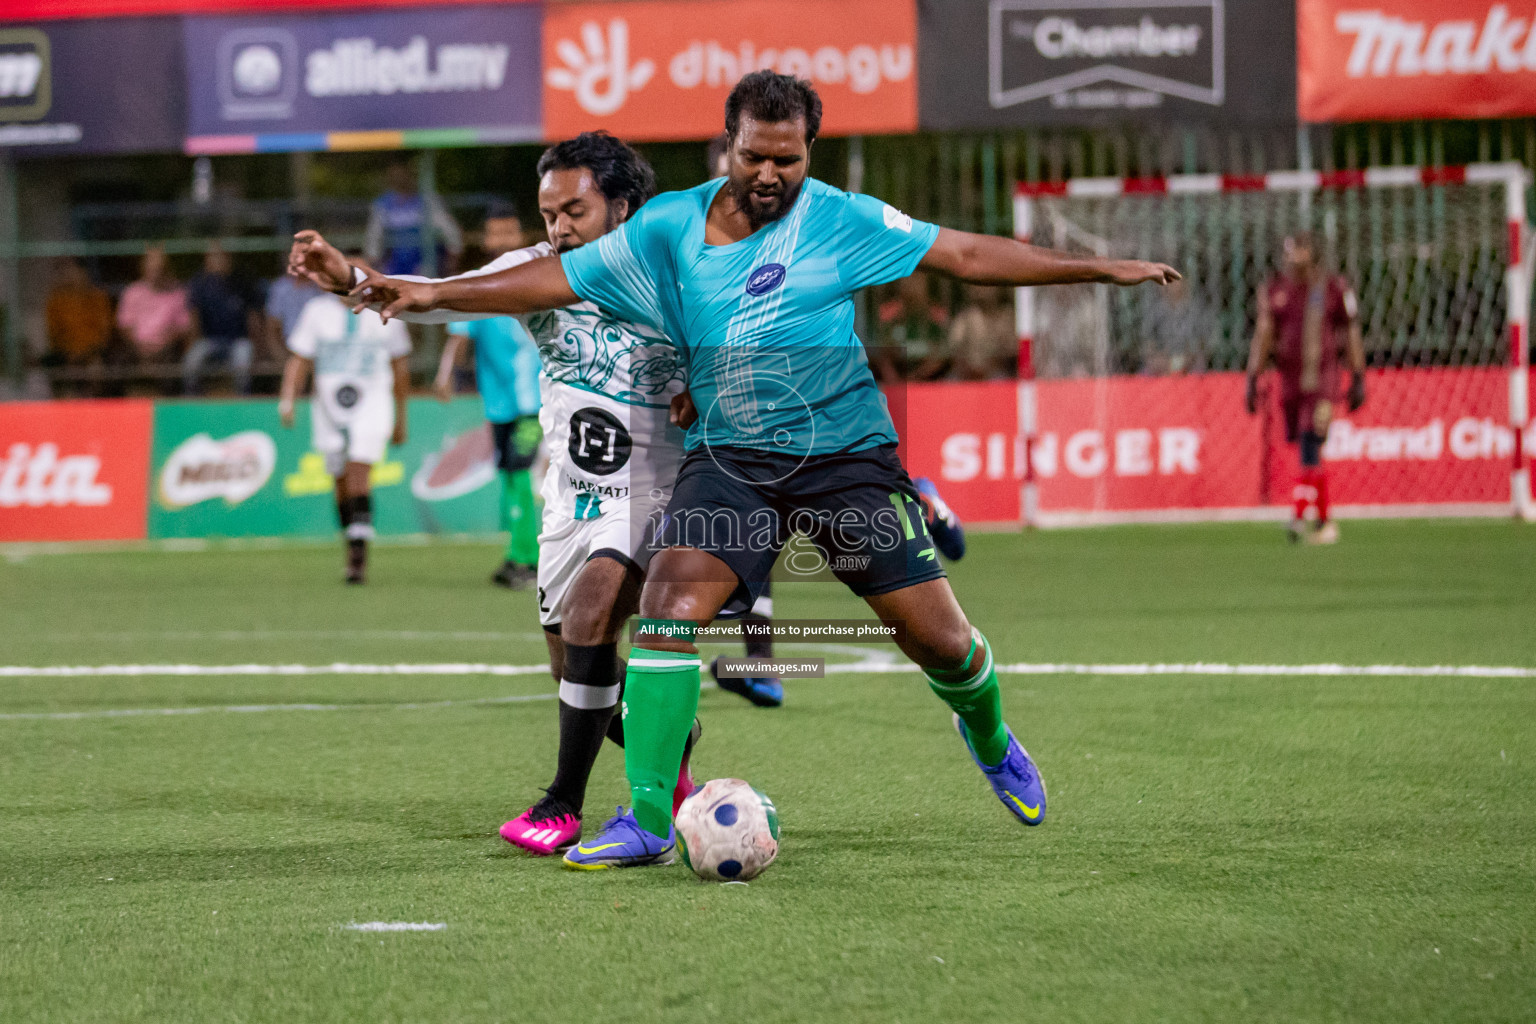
49,630 -> 548,643
0,661 -> 1531,724
344,922 -> 445,933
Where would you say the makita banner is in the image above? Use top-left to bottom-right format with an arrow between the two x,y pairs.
0,400 -> 152,542
1299,1 -> 1536,121
543,0 -> 917,141
899,370 -> 1532,524
183,5 -> 542,139
919,0 -> 1296,129
0,16 -> 184,154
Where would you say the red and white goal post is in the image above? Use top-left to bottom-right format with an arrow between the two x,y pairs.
1006,163 -> 1533,527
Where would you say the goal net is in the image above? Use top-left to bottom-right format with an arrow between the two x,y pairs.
1012,164 -> 1533,525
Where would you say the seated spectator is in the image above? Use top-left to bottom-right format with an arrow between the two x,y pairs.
947,283 -> 1016,381
1140,277 -> 1213,375
264,256 -> 320,359
116,246 -> 193,384
878,273 -> 950,381
44,260 -> 113,392
182,244 -> 257,396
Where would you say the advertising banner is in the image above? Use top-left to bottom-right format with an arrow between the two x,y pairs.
0,16 -> 184,154
1298,0 -> 1536,122
918,0 -> 1296,130
900,370 -> 1531,524
542,0 -> 917,141
148,397 -> 503,540
0,400 -> 152,542
10,1 -> 535,21
182,4 -> 542,142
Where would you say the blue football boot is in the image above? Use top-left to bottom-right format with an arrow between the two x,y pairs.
561,807 -> 677,870
954,714 -> 1047,826
710,656 -> 784,708
915,477 -> 966,561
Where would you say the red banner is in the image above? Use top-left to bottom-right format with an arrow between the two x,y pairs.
900,370 -> 1533,524
542,0 -> 918,142
1299,0 -> 1536,121
6,0 -> 534,21
0,400 -> 152,542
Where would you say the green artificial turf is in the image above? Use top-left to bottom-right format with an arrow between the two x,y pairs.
1,521 -> 1533,1023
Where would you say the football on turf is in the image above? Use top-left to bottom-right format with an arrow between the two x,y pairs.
675,778 -> 780,881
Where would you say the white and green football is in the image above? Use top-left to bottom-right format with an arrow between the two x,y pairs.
675,778 -> 780,882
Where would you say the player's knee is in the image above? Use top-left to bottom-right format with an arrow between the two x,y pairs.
561,600 -> 622,646
905,619 -> 975,671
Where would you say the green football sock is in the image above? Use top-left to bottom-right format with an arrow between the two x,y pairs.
623,624 -> 702,839
501,469 -> 538,566
925,630 -> 1010,767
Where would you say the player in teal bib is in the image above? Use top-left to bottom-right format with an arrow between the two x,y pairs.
561,175 -> 936,457
351,71 -> 1180,866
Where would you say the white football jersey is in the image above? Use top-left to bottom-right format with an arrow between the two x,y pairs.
288,293 -> 410,430
387,242 -> 687,520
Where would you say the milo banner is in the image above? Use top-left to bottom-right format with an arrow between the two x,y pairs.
149,397 -> 506,539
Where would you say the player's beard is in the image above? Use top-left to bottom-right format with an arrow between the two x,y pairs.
725,176 -> 804,231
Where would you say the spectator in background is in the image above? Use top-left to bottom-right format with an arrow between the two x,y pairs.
878,272 -> 950,381
182,244 -> 258,396
44,259 -> 113,392
433,205 -> 542,588
365,158 -> 463,276
116,245 -> 193,385
946,283 -> 1015,381
265,254 -> 320,359
1140,276 -> 1214,375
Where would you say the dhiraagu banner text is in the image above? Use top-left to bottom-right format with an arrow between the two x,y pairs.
148,397 -> 503,539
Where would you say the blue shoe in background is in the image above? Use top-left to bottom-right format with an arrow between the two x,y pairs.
915,477 -> 966,561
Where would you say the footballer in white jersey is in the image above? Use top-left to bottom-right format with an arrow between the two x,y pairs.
384,239 -> 686,626
279,292 -> 411,584
293,133 -> 703,855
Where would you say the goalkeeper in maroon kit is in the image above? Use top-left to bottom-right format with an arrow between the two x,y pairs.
1245,232 -> 1367,544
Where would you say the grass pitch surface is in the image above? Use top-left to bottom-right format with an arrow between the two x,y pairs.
1,521 -> 1533,1023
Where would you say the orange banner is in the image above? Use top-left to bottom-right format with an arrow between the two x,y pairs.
1300,0 -> 1536,121
542,0 -> 917,142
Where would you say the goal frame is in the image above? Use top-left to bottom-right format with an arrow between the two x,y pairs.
1012,163 -> 1533,526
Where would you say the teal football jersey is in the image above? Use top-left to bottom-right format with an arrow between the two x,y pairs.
560,177 -> 939,456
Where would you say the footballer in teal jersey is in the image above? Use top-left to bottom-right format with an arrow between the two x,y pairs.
350,71 -> 1180,866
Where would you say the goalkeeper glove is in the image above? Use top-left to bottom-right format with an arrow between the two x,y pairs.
1347,372 -> 1366,412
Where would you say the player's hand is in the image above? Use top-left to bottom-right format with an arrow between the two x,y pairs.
392,422 -> 407,446
670,390 -> 697,429
433,375 -> 453,402
1105,261 -> 1181,286
289,230 -> 353,293
1244,374 -> 1259,415
1347,373 -> 1366,412
350,270 -> 436,322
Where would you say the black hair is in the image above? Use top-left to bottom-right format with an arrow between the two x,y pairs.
725,70 -> 822,145
536,131 -> 657,216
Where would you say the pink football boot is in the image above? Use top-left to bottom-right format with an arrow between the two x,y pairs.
672,718 -> 703,816
500,799 -> 581,856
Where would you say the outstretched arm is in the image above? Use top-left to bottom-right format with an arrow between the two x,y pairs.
351,256 -> 579,323
919,227 -> 1180,287
1244,287 -> 1275,414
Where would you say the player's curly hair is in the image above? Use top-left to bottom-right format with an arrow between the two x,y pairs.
725,69 -> 823,145
536,131 -> 657,218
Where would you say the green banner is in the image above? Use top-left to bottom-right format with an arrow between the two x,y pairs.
148,398 -> 506,540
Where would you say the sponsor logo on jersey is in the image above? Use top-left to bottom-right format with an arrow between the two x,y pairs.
158,431 -> 277,509
745,263 -> 788,296
569,407 -> 633,476
334,384 -> 360,409
0,442 -> 111,508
